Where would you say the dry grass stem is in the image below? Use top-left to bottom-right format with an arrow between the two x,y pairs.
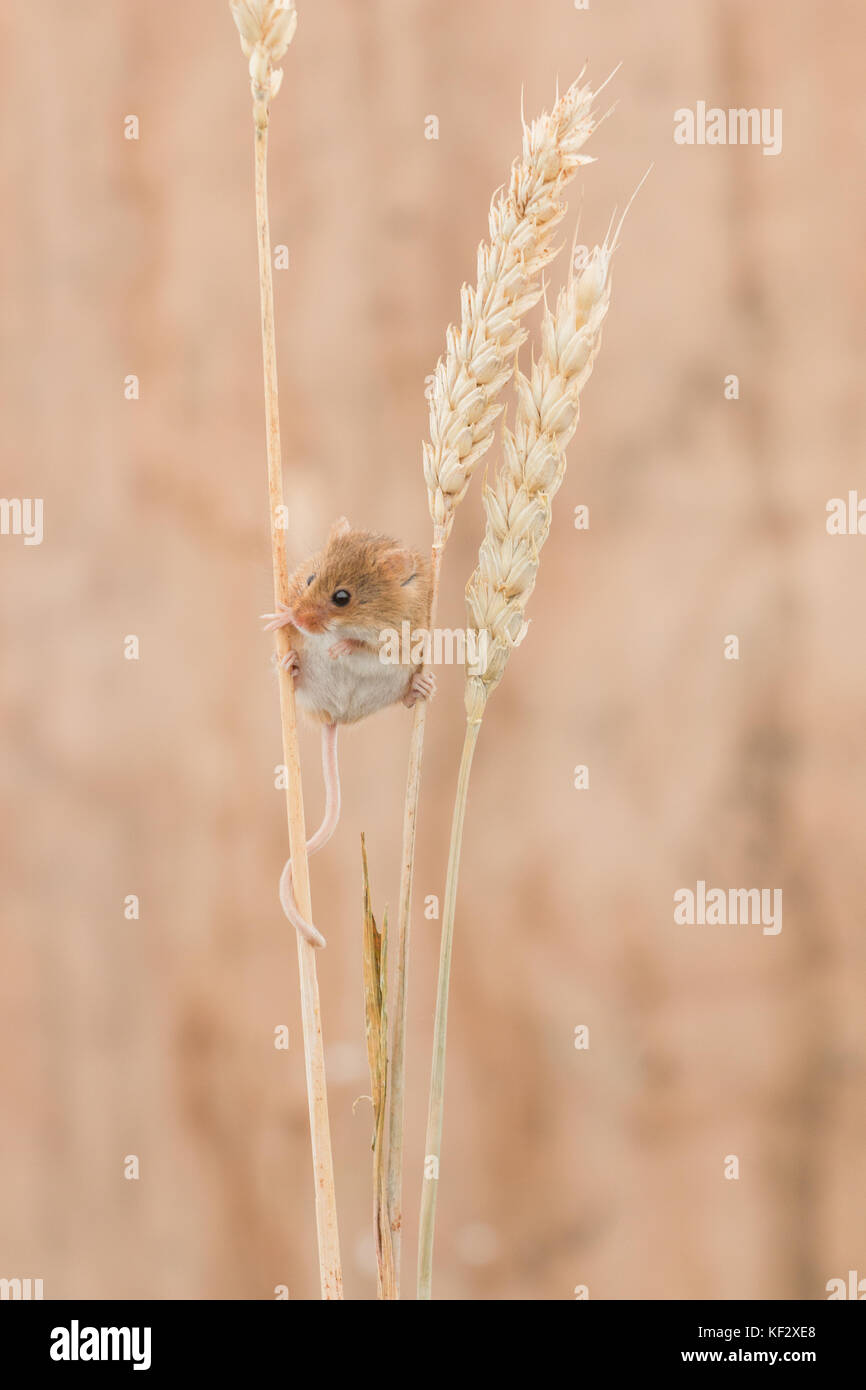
230,0 -> 343,1300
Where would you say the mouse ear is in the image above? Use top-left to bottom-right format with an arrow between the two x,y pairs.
380,547 -> 416,582
328,516 -> 351,543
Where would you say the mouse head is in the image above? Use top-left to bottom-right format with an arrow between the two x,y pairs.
288,517 -> 424,637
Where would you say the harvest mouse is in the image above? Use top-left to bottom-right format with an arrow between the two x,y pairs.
262,517 -> 434,947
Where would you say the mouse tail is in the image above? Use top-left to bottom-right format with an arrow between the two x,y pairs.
279,722 -> 340,948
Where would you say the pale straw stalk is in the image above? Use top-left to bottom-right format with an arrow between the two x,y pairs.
229,0 -> 342,1300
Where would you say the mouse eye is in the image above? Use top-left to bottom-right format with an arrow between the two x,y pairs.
332,589 -> 351,607
306,574 -> 315,586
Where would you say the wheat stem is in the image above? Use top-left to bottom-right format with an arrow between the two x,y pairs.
387,77 -> 601,1295
232,0 -> 342,1300
416,718 -> 480,1300
385,531 -> 444,1291
416,217 -> 621,1298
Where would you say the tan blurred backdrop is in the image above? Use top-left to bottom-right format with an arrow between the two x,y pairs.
1,0 -> 864,1300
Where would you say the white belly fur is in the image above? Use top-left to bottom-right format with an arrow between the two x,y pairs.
296,631 -> 412,724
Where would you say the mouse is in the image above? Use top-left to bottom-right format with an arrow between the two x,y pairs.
262,517 -> 435,947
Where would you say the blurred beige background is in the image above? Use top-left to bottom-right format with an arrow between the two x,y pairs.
1,0 -> 864,1300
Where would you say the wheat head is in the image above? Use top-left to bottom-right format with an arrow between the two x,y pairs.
464,232 -> 616,723
230,0 -> 298,124
423,76 -> 601,538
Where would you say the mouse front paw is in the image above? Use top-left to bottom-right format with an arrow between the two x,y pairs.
261,601 -> 294,632
329,637 -> 366,659
403,670 -> 437,707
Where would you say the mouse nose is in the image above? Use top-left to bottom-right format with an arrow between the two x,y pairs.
292,602 -> 328,635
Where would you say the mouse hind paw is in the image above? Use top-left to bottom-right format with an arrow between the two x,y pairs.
275,648 -> 301,679
403,670 -> 437,707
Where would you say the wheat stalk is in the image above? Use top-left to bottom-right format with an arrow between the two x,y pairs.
387,73 -> 605,1296
229,0 -> 343,1300
417,226 -> 619,1299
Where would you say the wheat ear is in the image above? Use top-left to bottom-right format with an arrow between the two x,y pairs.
417,228 -> 618,1299
386,75 -> 603,1294
229,0 -> 342,1300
